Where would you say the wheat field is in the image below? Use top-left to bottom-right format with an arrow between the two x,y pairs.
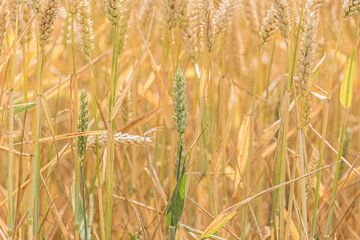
0,0 -> 360,239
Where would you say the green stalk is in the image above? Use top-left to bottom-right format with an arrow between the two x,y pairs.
272,2 -> 305,238
297,114 -> 308,238
105,24 -> 120,240
310,102 -> 329,239
166,68 -> 188,240
88,57 -> 102,238
29,44 -> 45,238
272,93 -> 290,240
310,20 -> 344,239
80,166 -> 88,239
263,34 -> 278,126
324,110 -> 348,239
69,12 -> 82,239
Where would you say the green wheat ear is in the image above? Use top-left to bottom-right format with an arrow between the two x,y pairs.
77,88 -> 89,162
173,68 -> 188,136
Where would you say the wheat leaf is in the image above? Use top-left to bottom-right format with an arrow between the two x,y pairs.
199,211 -> 237,239
340,50 -> 356,109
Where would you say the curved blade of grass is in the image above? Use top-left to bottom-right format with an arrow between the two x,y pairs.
340,49 -> 356,109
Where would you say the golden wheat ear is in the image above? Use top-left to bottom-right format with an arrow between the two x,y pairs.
38,0 -> 59,49
259,4 -> 278,44
296,0 -> 322,134
208,0 -> 236,51
274,0 -> 290,39
183,0 -> 206,60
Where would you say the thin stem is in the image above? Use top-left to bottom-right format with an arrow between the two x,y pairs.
310,20 -> 345,239
70,11 -> 81,238
325,110 -> 348,239
29,44 -> 45,238
105,24 -> 120,240
80,165 -> 88,240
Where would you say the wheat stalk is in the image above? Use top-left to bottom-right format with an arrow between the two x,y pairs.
104,1 -> 132,239
76,88 -> 89,240
29,0 -> 58,237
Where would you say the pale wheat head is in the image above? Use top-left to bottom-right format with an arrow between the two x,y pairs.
208,0 -> 235,51
259,4 -> 278,44
77,0 -> 95,58
274,0 -> 290,39
183,0 -> 206,59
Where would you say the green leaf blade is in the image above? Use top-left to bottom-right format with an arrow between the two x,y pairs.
340,50 -> 356,109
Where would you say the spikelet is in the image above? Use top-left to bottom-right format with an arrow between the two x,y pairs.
274,0 -> 290,39
343,0 -> 360,16
38,0 -> 59,49
77,0 -> 95,58
0,2 -> 6,57
208,0 -> 235,51
259,4 -> 278,44
77,89 -> 89,163
173,68 -> 187,135
296,0 -> 321,133
121,82 -> 133,124
87,132 -> 152,147
183,0 -> 206,59
306,146 -> 319,197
